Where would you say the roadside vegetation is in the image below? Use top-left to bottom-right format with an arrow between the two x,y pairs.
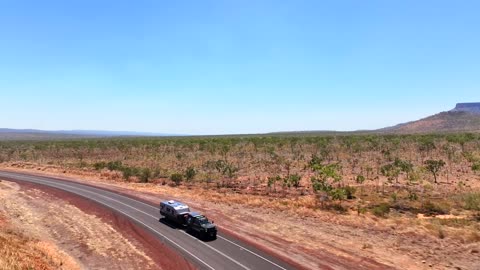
1,133 -> 479,226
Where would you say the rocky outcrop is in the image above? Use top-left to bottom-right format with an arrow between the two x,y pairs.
380,103 -> 480,133
451,103 -> 480,114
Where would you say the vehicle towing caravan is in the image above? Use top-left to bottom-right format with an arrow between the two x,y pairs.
159,200 -> 217,239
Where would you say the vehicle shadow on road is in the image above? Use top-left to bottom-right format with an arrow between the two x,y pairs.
158,217 -> 180,229
158,217 -> 217,242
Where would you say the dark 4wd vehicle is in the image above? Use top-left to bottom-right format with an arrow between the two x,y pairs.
186,212 -> 217,240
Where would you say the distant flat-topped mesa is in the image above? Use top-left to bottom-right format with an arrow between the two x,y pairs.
451,103 -> 480,114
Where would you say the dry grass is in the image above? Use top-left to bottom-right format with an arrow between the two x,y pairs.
0,216 -> 79,270
0,180 -> 157,270
0,181 -> 80,270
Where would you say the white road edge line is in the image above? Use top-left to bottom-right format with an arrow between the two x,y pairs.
58,179 -> 289,270
34,178 -> 251,270
0,175 -> 216,270
4,173 -> 252,270
97,183 -> 289,270
179,231 -> 251,270
217,236 -> 288,270
1,172 -> 288,270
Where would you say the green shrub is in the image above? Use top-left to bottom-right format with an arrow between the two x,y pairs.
93,161 -> 106,170
330,188 -> 346,200
122,167 -> 134,181
140,168 -> 151,183
356,175 -> 365,184
463,193 -> 480,211
408,192 -> 418,201
357,206 -> 367,215
107,161 -> 123,171
421,201 -> 449,216
372,203 -> 391,217
185,167 -> 197,182
343,185 -> 356,200
408,170 -> 421,183
170,173 -> 184,186
328,203 -> 348,214
288,174 -> 301,188
472,163 -> 480,172
390,192 -> 398,203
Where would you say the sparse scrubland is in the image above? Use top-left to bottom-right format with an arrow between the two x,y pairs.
1,133 -> 480,269
1,134 -> 480,214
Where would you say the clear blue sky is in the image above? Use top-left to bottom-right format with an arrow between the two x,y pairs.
1,1 -> 479,135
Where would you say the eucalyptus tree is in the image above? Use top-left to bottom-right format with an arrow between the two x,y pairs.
424,159 -> 446,184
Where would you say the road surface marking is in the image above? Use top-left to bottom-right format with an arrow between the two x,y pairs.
2,173 -> 252,270
0,173 -> 216,270
0,172 -> 289,270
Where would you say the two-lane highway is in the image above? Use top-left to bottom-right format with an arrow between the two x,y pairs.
0,171 -> 297,270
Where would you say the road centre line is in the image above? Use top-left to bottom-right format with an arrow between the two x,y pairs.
5,173 -> 251,270
0,173 -> 215,270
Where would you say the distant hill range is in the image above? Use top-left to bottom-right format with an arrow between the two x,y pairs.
270,103 -> 480,136
381,103 -> 480,134
0,129 -> 178,141
2,103 -> 480,140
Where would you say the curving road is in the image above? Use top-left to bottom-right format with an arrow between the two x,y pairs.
0,171 -> 297,270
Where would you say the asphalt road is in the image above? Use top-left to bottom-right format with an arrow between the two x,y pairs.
0,171 -> 297,270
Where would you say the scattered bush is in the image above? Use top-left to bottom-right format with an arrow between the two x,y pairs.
107,161 -> 123,171
330,188 -> 346,200
372,203 -> 391,217
3,133 -> 480,220
390,192 -> 398,203
327,203 -> 348,214
122,167 -> 135,181
356,175 -> 365,184
358,207 -> 367,215
288,174 -> 301,188
472,162 -> 480,173
343,185 -> 356,200
267,176 -> 281,192
170,173 -> 184,186
93,161 -> 107,170
463,193 -> 480,211
185,167 -> 197,182
140,168 -> 151,183
421,201 -> 449,216
408,192 -> 418,201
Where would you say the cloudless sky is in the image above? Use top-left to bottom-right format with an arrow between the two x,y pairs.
1,0 -> 479,134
